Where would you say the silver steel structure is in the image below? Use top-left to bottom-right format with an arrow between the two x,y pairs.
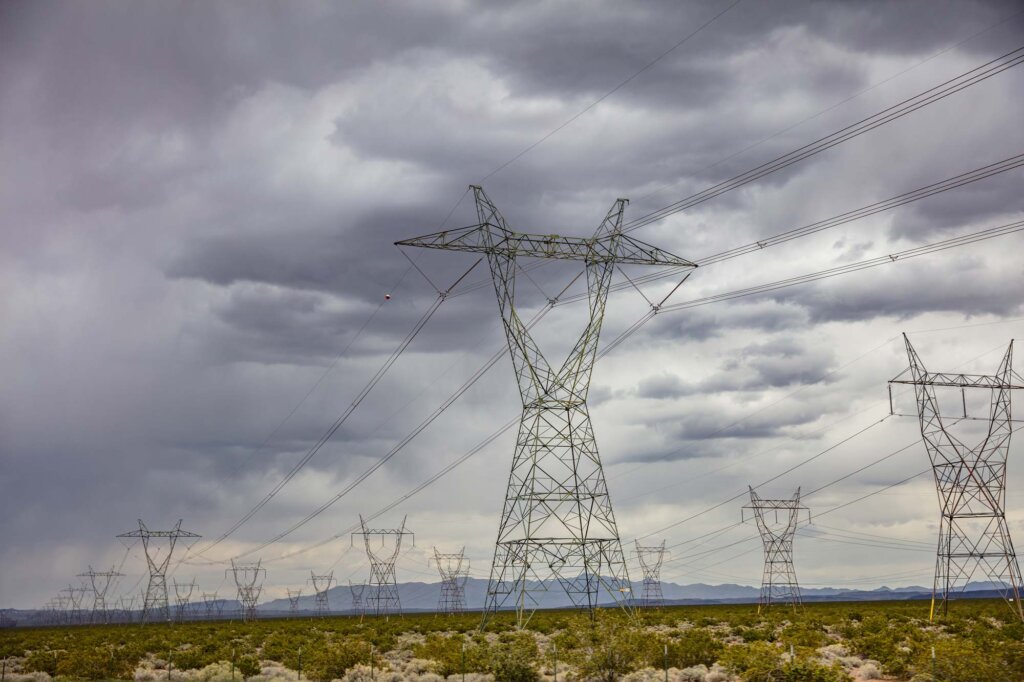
398,186 -> 695,626
309,571 -> 335,617
286,588 -> 303,615
431,547 -> 470,615
173,579 -> 197,623
891,334 -> 1024,621
117,520 -> 200,623
634,541 -> 668,607
353,515 -> 412,618
77,566 -> 124,624
228,559 -> 266,622
744,487 -> 808,612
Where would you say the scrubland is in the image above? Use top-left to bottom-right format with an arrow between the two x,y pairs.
2,599 -> 1022,682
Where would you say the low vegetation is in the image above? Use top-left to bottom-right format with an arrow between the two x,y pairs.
1,599 -> 1022,682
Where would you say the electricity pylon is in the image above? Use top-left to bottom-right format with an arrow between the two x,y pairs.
77,566 -> 124,623
744,487 -> 808,612
201,592 -> 221,620
228,559 -> 266,622
397,186 -> 695,627
117,519 -> 200,623
634,541 -> 668,607
352,515 -> 413,618
117,595 -> 137,623
173,579 -> 197,623
890,335 -> 1024,621
61,585 -> 87,625
309,571 -> 335,617
430,547 -> 470,615
286,588 -> 303,615
349,581 -> 366,618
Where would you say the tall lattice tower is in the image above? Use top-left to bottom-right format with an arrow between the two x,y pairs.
286,588 -> 303,616
634,541 -> 668,607
890,335 -> 1023,621
353,516 -> 412,618
173,579 -> 197,623
201,592 -> 221,620
744,487 -> 807,612
431,547 -> 470,615
398,186 -> 695,626
309,571 -> 335,617
228,559 -> 266,622
77,566 -> 124,624
348,581 -> 366,618
117,520 -> 200,623
61,586 -> 86,625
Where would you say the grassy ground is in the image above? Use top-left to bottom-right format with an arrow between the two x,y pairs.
1,599 -> 1022,682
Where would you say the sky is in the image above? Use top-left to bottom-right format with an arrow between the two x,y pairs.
2,0 -> 1024,610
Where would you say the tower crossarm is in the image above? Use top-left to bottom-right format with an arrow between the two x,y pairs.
397,226 -> 695,268
890,372 -> 1024,389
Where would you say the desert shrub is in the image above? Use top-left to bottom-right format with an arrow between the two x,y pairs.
777,659 -> 850,682
304,639 -> 373,682
719,641 -> 782,682
22,649 -> 61,676
662,629 -> 724,669
55,646 -> 135,680
236,654 -> 261,679
780,621 -> 829,650
412,634 -> 491,676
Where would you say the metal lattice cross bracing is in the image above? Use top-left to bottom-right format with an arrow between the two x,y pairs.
431,547 -> 470,615
634,541 -> 668,608
77,566 -> 124,624
352,515 -> 413,619
309,571 -> 335,617
744,487 -> 808,612
117,519 -> 200,624
228,559 -> 266,623
890,334 -> 1024,621
397,186 -> 695,627
286,588 -> 303,615
348,581 -> 366,618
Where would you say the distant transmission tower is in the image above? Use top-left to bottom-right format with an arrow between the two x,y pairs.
201,592 -> 221,620
308,571 -> 334,617
891,335 -> 1024,621
117,519 -> 200,623
744,487 -> 808,612
286,588 -> 303,615
430,547 -> 469,615
61,585 -> 87,625
173,579 -> 197,623
348,581 -> 366,617
353,515 -> 413,618
117,595 -> 137,624
398,186 -> 695,626
634,541 -> 668,607
228,559 -> 266,622
77,566 -> 124,623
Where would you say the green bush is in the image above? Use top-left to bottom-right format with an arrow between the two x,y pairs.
665,628 -> 724,669
236,654 -> 261,678
304,639 -> 373,682
720,641 -> 783,682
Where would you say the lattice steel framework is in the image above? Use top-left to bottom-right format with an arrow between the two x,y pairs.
634,541 -> 668,607
173,579 -> 197,623
286,588 -> 303,615
117,519 -> 200,623
744,487 -> 808,612
228,559 -> 266,622
201,592 -> 222,620
353,516 -> 412,618
348,581 -> 366,617
77,566 -> 124,624
890,335 -> 1024,621
431,547 -> 470,615
61,585 -> 87,625
117,595 -> 137,624
397,186 -> 695,627
309,571 -> 335,617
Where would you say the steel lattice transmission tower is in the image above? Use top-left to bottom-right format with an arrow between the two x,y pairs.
634,541 -> 668,608
309,571 -> 335,617
890,335 -> 1024,621
173,579 -> 197,623
348,581 -> 366,618
286,588 -> 303,615
117,519 -> 200,623
228,559 -> 266,622
117,595 -> 137,624
77,566 -> 124,624
352,515 -> 413,618
201,592 -> 222,620
398,186 -> 695,626
62,585 -> 87,625
431,547 -> 470,615
744,487 -> 808,612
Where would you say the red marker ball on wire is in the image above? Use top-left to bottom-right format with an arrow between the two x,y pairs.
384,294 -> 391,300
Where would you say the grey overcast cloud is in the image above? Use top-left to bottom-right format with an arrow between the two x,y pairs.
2,0 -> 1024,610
